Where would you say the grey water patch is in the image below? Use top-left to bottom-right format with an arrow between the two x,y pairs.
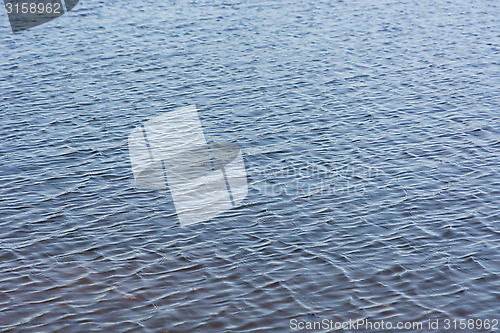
4,0 -> 79,33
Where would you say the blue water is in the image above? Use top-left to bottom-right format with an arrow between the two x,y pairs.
1,0 -> 499,332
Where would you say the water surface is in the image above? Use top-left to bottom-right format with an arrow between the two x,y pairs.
1,0 -> 499,331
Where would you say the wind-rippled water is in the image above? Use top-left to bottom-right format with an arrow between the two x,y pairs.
1,0 -> 499,332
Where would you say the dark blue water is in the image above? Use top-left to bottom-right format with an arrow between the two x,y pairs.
1,0 -> 499,332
